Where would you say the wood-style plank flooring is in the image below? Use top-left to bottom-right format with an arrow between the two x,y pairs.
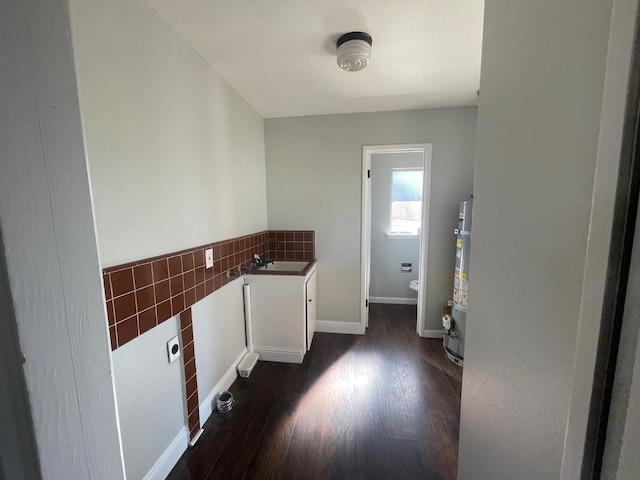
167,304 -> 462,480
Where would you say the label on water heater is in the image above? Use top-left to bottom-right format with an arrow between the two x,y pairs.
453,268 -> 468,310
457,285 -> 468,309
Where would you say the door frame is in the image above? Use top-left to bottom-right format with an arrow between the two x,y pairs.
559,0 -> 640,476
581,10 -> 640,476
361,144 -> 433,335
0,228 -> 42,480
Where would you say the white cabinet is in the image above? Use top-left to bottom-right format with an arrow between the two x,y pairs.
305,269 -> 316,350
245,263 -> 317,364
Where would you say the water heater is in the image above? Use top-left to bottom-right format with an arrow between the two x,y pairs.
444,200 -> 472,366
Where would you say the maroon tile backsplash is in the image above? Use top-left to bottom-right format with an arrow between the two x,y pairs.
135,286 -> 155,312
152,259 -> 169,282
138,307 -> 156,335
157,300 -> 171,325
104,229 -> 315,350
106,301 -> 115,326
267,230 -> 315,261
104,275 -> 112,300
110,268 -> 134,297
180,308 -> 200,441
133,263 -> 153,289
116,316 -> 137,346
185,375 -> 198,402
113,292 -> 136,323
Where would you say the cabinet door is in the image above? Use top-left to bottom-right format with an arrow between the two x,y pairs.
305,270 -> 317,350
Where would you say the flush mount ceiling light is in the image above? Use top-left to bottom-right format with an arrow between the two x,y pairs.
336,32 -> 373,72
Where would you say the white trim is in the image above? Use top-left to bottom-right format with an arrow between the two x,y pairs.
386,233 -> 420,240
315,320 -> 366,335
560,0 -> 639,476
362,149 -> 372,329
2,2 -> 126,477
361,144 -> 433,337
142,427 -> 189,480
369,296 -> 418,305
188,429 -> 204,447
421,329 -> 443,339
198,348 -> 247,425
253,345 -> 305,364
417,147 -> 432,337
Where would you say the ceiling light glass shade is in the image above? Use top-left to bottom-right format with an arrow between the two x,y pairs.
336,32 -> 372,72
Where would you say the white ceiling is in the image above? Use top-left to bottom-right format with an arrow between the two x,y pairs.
145,0 -> 484,118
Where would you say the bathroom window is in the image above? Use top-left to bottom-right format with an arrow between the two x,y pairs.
390,168 -> 423,236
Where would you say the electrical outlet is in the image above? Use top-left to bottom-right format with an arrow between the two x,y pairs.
167,336 -> 180,364
205,248 -> 214,269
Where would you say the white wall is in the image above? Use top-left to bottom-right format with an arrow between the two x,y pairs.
457,0 -> 617,479
0,0 -> 124,477
370,152 -> 423,301
69,0 -> 267,268
265,107 -> 477,330
67,0 -> 270,476
192,278 -> 247,421
109,279 -> 247,480
112,318 -> 184,480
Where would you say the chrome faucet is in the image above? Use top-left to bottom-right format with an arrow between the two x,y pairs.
263,237 -> 280,259
251,254 -> 272,268
250,237 -> 280,268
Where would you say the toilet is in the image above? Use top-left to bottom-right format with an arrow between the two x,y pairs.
409,279 -> 419,292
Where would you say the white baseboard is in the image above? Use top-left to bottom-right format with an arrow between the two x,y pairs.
189,428 -> 204,446
253,345 -> 304,364
421,329 -> 443,338
369,296 -> 418,305
315,320 -> 365,335
198,347 -> 247,425
143,427 -> 188,480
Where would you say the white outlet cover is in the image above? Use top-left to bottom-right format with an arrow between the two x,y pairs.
205,248 -> 214,269
167,336 -> 181,364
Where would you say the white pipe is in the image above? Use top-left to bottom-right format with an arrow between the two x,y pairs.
243,283 -> 254,352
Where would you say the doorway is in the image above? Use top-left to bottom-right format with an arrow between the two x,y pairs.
361,144 -> 432,335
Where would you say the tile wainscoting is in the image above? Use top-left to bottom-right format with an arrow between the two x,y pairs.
103,229 -> 315,443
179,308 -> 201,440
102,229 -> 315,350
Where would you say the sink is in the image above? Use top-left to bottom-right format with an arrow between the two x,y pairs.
256,261 -> 309,272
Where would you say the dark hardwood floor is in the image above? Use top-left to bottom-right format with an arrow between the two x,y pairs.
167,304 -> 462,480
